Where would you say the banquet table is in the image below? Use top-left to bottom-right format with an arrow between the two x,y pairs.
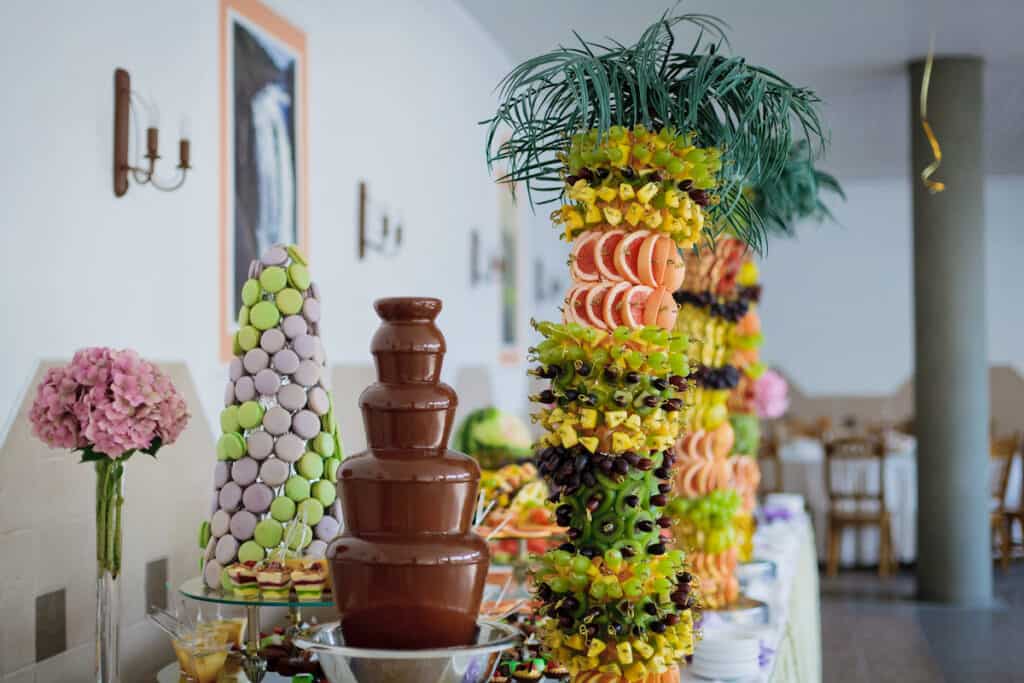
778,435 -> 1022,567
680,505 -> 820,683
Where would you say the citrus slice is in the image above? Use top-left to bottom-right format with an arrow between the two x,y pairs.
569,231 -> 600,282
602,281 -> 632,329
594,229 -> 626,281
583,282 -> 613,330
643,287 -> 678,329
653,235 -> 684,291
563,285 -> 584,324
637,233 -> 661,287
613,230 -> 650,284
622,285 -> 653,328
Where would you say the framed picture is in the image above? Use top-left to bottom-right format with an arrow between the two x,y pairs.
219,0 -> 308,359
497,178 -> 521,366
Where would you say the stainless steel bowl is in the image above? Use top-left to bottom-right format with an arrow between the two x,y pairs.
293,619 -> 520,683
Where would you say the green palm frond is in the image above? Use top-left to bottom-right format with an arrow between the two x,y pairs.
482,12 -> 827,251
752,140 -> 845,237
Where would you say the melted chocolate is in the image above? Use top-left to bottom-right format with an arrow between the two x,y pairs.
329,297 -> 489,649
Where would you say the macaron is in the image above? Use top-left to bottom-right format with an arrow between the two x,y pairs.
270,495 -> 296,522
259,266 -> 288,293
292,410 -> 320,440
285,522 -> 312,551
276,383 -> 307,411
288,263 -> 310,290
198,521 -> 211,549
220,566 -> 233,592
237,326 -> 260,351
243,348 -> 270,374
217,433 -> 246,461
276,288 -> 303,316
219,405 -> 240,434
311,479 -> 336,506
231,457 -> 259,486
246,431 -> 274,460
229,358 -> 244,381
242,482 -> 273,513
254,518 -> 284,548
285,475 -> 310,502
323,458 -> 341,484
211,509 -> 231,537
286,244 -> 307,265
213,461 -> 230,488
263,406 -> 292,435
261,245 -> 288,266
241,278 -> 262,306
204,536 -> 216,561
330,499 -> 342,520
203,560 -> 223,589
282,315 -> 308,339
292,334 -> 316,360
307,387 -> 330,416
250,301 -> 281,331
224,381 -> 236,406
247,260 -> 261,279
230,510 -> 257,541
237,401 -> 264,430
219,481 -> 243,511
254,368 -> 281,396
292,360 -> 320,388
296,451 -> 324,480
305,540 -> 328,558
297,498 -> 324,526
273,433 -> 304,463
310,282 -> 321,299
272,349 -> 300,375
315,515 -> 340,541
259,458 -> 290,487
260,327 -> 286,353
234,376 -> 256,402
232,335 -> 243,357
302,298 -> 321,323
238,540 -> 264,563
237,305 -> 249,327
312,432 -> 334,457
215,535 -> 239,565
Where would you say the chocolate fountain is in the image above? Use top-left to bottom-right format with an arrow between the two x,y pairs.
328,297 -> 490,650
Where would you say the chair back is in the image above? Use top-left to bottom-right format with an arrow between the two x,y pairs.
824,436 -> 887,513
990,432 -> 1020,513
758,432 -> 783,495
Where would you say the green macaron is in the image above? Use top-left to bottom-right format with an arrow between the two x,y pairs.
237,326 -> 260,351
275,288 -> 303,316
286,245 -> 307,266
198,521 -> 211,549
285,475 -> 310,502
259,266 -> 288,293
254,518 -> 284,548
297,498 -> 324,526
238,540 -> 265,563
323,457 -> 341,483
287,263 -> 311,290
238,305 -> 250,327
250,301 -> 281,331
220,405 -> 240,434
313,432 -> 334,457
284,522 -> 312,551
241,279 -> 262,306
270,495 -> 296,522
311,479 -> 336,506
237,401 -> 264,430
217,433 -> 246,461
296,452 -> 324,480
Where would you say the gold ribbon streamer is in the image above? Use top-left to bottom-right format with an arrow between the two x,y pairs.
919,35 -> 946,194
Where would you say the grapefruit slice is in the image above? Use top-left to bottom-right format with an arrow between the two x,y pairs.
614,230 -> 650,284
583,282 -> 613,330
622,285 -> 653,328
637,233 -> 661,287
569,231 -> 600,283
653,235 -> 685,291
566,285 -> 589,325
602,281 -> 632,329
643,287 -> 678,329
594,230 -> 625,282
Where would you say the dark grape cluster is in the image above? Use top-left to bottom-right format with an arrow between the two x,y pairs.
689,364 -> 741,390
672,290 -> 750,322
736,284 -> 762,304
530,363 -> 686,414
536,445 -> 676,505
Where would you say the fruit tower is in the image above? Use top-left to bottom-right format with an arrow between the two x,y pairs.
485,14 -> 825,682
200,244 -> 342,589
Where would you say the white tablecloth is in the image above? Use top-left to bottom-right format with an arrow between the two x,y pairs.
777,436 -> 1022,567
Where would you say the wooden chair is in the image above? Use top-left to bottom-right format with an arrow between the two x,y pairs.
990,433 -> 1020,572
758,431 -> 783,495
824,436 -> 894,578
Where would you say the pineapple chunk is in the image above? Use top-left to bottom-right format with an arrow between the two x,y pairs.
650,656 -> 667,673
565,633 -> 586,651
616,641 -> 633,664
585,204 -> 603,224
548,407 -> 566,423
598,663 -> 623,675
558,423 -> 579,448
603,207 -> 623,226
625,202 -> 646,226
611,431 -> 633,452
625,414 -> 642,429
580,409 -> 598,430
579,436 -> 599,453
597,186 -> 618,202
618,183 -> 636,201
644,209 -> 663,229
586,639 -> 607,658
632,638 -> 654,659
604,410 -> 627,428
623,661 -> 648,680
637,182 -> 660,204
580,656 -> 600,670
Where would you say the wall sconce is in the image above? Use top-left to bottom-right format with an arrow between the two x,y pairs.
469,229 -> 505,286
534,258 -> 564,303
357,181 -> 403,259
113,69 -> 191,197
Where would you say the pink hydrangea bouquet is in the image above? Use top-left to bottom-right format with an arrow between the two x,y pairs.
29,347 -> 189,576
752,369 -> 789,420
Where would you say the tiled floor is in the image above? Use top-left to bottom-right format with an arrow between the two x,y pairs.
820,564 -> 1024,682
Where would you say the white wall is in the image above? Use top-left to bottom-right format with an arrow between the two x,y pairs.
0,0 -> 530,440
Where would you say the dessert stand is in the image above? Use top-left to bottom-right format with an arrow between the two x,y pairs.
703,594 -> 770,626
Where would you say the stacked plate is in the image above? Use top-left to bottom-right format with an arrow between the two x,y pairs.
690,626 -> 763,681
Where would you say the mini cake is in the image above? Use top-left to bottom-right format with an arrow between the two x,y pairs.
226,561 -> 259,598
290,560 -> 327,601
257,561 -> 291,600
511,658 -> 545,681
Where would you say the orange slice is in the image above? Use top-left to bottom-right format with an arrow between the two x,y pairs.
602,281 -> 631,329
565,285 -> 588,325
642,287 -> 678,329
594,229 -> 625,282
614,230 -> 649,284
583,282 -> 613,330
636,233 -> 661,287
569,231 -> 600,283
622,285 -> 653,328
654,235 -> 685,291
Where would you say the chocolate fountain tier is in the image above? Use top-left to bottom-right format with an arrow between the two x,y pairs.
330,297 -> 489,650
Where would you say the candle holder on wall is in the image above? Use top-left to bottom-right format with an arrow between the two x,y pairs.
469,229 -> 505,286
113,68 -> 191,197
357,181 -> 403,259
534,258 -> 563,303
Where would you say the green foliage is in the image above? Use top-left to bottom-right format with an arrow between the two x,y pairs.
751,140 -> 845,237
483,12 -> 827,252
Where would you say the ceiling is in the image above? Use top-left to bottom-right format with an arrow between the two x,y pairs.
458,0 -> 1024,178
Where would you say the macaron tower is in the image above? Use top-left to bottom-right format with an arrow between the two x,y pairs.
200,244 -> 343,589
485,14 -> 825,678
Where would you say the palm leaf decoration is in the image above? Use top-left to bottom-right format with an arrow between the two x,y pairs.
483,13 -> 827,252
751,139 -> 844,237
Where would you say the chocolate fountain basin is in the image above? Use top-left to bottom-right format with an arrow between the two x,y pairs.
294,618 -> 519,683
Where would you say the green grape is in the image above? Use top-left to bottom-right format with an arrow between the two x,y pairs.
667,550 -> 685,565
652,577 -> 672,593
647,351 -> 668,368
549,577 -> 570,593
606,580 -> 624,599
604,549 -> 624,572
566,347 -> 585,362
666,158 -> 685,176
569,574 -> 589,591
632,145 -> 652,163
626,351 -> 644,370
609,125 -> 626,140
572,556 -> 591,575
590,348 -> 610,365
684,149 -> 706,163
623,578 -> 643,599
653,149 -> 673,167
607,148 -> 625,164
656,559 -> 675,576
552,550 -> 572,567
589,582 -> 607,599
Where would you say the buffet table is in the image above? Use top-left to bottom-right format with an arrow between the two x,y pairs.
681,506 -> 820,683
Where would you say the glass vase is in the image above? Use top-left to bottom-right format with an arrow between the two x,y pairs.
95,458 -> 125,683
